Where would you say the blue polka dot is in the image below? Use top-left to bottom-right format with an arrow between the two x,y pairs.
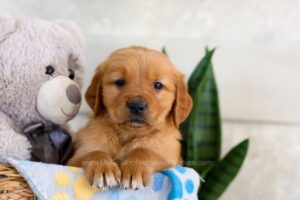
162,169 -> 183,200
126,196 -> 137,200
108,190 -> 119,200
185,179 -> 194,194
174,165 -> 186,174
152,173 -> 165,191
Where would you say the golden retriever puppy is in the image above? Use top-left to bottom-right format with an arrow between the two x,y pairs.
68,46 -> 192,190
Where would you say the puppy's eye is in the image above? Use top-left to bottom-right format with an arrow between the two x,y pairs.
154,81 -> 163,90
115,79 -> 125,87
68,69 -> 75,80
45,66 -> 55,76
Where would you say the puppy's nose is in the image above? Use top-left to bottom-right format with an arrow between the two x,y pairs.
66,84 -> 81,105
127,99 -> 148,115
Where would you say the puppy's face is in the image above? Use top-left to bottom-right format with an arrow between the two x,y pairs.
86,46 -> 192,130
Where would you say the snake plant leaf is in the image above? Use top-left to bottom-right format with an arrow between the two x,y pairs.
198,139 -> 249,200
181,49 -> 215,160
181,48 -> 221,173
161,46 -> 168,56
188,48 -> 215,98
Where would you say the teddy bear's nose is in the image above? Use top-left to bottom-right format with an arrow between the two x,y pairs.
66,84 -> 81,105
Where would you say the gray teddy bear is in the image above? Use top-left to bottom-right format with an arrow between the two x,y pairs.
0,16 -> 85,163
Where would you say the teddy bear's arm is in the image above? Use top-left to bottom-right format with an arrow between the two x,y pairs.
0,111 -> 32,163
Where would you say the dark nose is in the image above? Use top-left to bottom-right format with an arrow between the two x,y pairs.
66,84 -> 81,105
127,99 -> 148,115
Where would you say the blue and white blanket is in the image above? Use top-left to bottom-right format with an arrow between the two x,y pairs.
8,159 -> 200,200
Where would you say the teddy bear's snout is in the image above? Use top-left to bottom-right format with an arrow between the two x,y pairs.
36,76 -> 82,125
66,84 -> 81,105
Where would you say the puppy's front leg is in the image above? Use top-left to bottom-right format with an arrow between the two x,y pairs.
78,151 -> 121,190
118,148 -> 175,190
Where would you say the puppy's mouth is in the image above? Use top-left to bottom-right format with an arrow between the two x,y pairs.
125,118 -> 147,128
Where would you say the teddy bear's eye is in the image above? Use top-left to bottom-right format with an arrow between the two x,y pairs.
45,66 -> 55,76
68,69 -> 75,80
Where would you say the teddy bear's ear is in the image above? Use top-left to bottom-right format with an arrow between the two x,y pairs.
0,15 -> 17,42
55,20 -> 85,49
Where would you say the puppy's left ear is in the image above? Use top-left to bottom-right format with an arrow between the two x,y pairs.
85,70 -> 103,117
173,75 -> 193,128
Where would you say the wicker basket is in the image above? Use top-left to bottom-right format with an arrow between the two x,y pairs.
0,164 -> 36,200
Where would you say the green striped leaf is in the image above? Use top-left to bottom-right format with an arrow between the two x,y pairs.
188,48 -> 215,98
198,139 -> 249,200
181,48 -> 221,173
181,49 -> 214,160
161,46 -> 168,56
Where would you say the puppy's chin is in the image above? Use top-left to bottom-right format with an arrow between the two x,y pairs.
125,119 -> 147,128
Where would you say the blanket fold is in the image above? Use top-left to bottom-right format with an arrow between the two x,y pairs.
8,159 -> 200,200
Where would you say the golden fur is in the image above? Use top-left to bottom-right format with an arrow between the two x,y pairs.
68,46 -> 193,190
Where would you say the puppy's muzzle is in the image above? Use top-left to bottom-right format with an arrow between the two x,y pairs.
37,76 -> 82,125
127,98 -> 148,115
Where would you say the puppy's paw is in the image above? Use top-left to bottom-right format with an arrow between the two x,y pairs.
91,166 -> 120,190
120,160 -> 153,190
82,152 -> 121,190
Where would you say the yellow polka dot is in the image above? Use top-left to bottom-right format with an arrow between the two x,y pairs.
68,166 -> 81,173
73,176 -> 98,200
52,192 -> 70,200
54,172 -> 71,187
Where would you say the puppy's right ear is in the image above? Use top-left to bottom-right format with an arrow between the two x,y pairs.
0,15 -> 17,42
85,70 -> 103,117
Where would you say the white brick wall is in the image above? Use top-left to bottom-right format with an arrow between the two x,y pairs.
1,1 -> 300,199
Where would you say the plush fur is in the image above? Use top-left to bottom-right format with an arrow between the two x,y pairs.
0,16 -> 85,162
68,46 -> 193,190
